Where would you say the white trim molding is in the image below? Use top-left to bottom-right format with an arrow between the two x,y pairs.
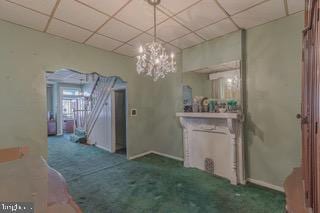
95,144 -> 111,153
128,150 -> 284,193
128,151 -> 183,161
247,178 -> 284,192
151,151 -> 184,161
128,151 -> 153,160
112,86 -> 128,158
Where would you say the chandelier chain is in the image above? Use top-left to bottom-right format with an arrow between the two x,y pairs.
154,4 -> 156,42
136,0 -> 176,81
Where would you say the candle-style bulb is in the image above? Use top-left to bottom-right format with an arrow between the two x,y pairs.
139,46 -> 143,53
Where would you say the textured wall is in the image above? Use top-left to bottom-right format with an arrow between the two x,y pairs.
0,11 -> 304,188
152,31 -> 243,160
182,31 -> 242,72
152,58 -> 213,159
0,20 -> 154,158
152,55 -> 183,157
245,12 -> 303,186
175,13 -> 303,187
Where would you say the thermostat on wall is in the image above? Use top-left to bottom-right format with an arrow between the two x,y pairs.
131,109 -> 137,116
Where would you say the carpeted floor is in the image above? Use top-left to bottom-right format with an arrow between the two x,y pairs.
48,135 -> 285,213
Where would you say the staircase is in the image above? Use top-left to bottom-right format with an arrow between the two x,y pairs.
71,76 -> 117,143
69,128 -> 87,143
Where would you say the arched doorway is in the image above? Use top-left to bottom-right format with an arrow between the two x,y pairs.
45,69 -> 128,158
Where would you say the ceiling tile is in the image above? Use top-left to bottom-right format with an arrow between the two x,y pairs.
77,0 -> 129,15
196,18 -> 238,40
115,0 -> 168,31
7,0 -> 56,15
98,19 -> 141,42
47,19 -> 92,43
287,0 -> 304,14
171,33 -> 204,49
216,0 -> 265,15
114,44 -> 137,57
148,19 -> 190,42
128,33 -> 153,48
232,0 -> 285,29
54,0 -> 108,31
86,34 -> 123,51
175,0 -> 227,31
159,0 -> 199,14
129,35 -> 181,54
164,43 -> 181,54
0,1 -> 49,31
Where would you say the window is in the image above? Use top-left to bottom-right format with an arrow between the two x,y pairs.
63,88 -> 81,96
62,99 -> 76,120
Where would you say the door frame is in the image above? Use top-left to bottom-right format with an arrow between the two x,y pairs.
301,0 -> 320,211
111,86 -> 128,158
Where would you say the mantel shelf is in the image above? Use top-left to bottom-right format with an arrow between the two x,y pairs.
176,112 -> 240,120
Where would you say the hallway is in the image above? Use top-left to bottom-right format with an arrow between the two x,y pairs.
48,136 -> 285,213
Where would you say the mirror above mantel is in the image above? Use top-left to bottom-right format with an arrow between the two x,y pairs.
209,69 -> 240,101
182,60 -> 242,113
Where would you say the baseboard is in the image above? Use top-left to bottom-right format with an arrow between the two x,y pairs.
128,153 -> 283,192
150,151 -> 184,161
128,151 -> 152,160
128,150 -> 183,161
247,178 -> 284,192
95,144 -> 112,153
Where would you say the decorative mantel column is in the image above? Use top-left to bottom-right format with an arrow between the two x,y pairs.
176,112 -> 245,185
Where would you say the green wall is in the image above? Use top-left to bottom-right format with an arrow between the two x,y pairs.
152,57 -> 183,157
0,11 -> 304,188
151,31 -> 244,161
182,31 -> 242,72
178,13 -> 303,187
0,20 -> 153,158
152,59 -> 214,158
245,13 -> 303,186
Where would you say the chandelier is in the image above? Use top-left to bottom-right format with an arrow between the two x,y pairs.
136,0 -> 176,81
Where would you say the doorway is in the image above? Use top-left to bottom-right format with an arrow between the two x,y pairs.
113,89 -> 127,155
46,69 -> 128,157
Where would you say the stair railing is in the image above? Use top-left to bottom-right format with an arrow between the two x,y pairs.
85,76 -> 117,137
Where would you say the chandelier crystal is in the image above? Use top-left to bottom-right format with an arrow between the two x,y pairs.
136,0 -> 176,81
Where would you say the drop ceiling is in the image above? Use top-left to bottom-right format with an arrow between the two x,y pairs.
0,0 -> 304,57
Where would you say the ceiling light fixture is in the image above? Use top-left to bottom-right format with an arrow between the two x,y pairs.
136,0 -> 176,81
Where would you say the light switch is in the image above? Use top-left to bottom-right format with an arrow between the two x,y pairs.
131,109 -> 137,116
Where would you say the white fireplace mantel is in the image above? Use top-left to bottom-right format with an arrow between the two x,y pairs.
176,112 -> 245,185
176,112 -> 239,119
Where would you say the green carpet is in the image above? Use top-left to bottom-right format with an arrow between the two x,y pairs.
48,135 -> 285,213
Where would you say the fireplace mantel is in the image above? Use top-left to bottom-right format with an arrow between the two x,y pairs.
176,112 -> 245,185
176,112 -> 240,119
